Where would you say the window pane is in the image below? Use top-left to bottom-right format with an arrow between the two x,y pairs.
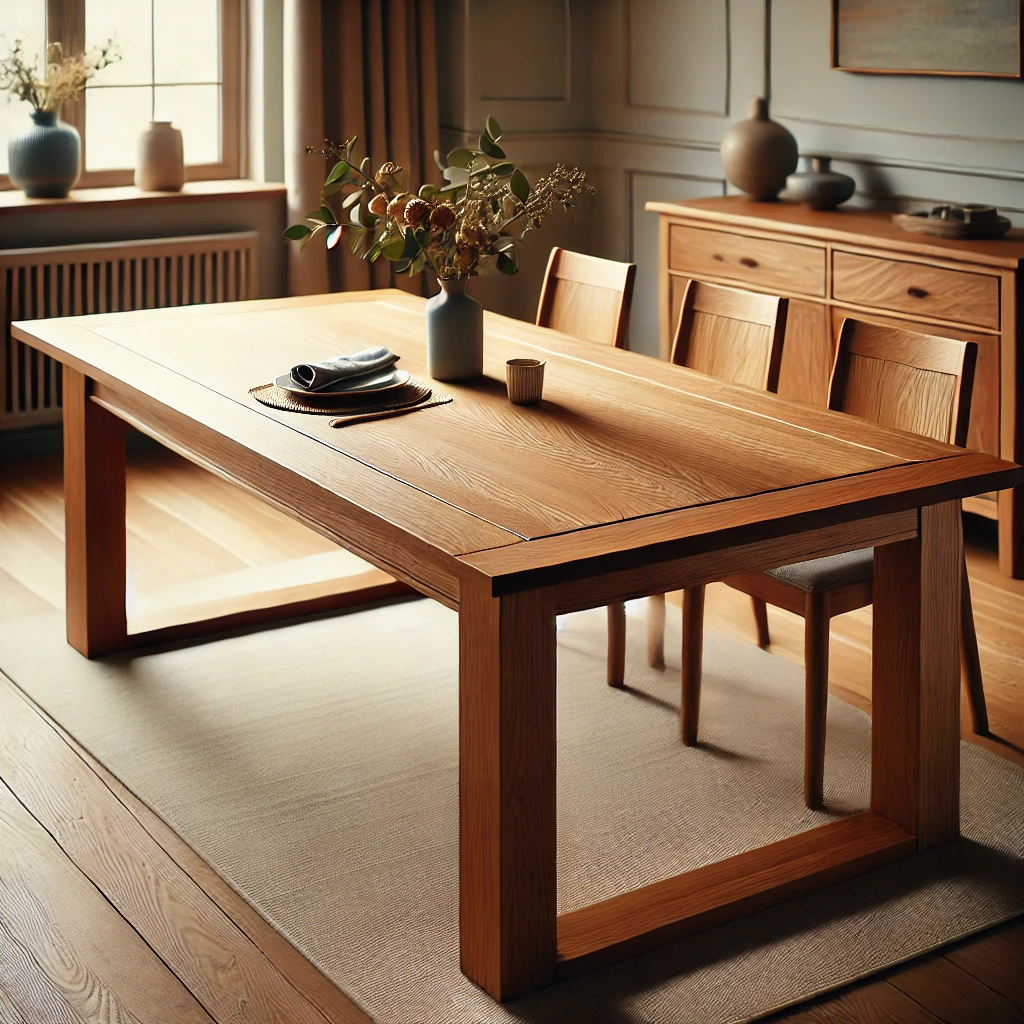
0,0 -> 46,175
86,85 -> 152,170
154,84 -> 219,164
154,0 -> 219,84
86,0 -> 153,86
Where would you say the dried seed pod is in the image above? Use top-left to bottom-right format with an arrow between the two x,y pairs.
429,201 -> 456,230
403,197 -> 431,228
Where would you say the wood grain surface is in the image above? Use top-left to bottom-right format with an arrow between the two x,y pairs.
0,779 -> 214,1024
647,196 -> 1024,268
832,251 -> 1001,330
668,223 -> 827,297
12,290 -> 1019,610
17,291 -> 1012,575
556,811 -> 914,976
871,501 -> 963,849
63,367 -> 128,657
459,580 -> 558,1000
0,677 -> 367,1024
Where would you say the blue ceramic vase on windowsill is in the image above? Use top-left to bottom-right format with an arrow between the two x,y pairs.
8,110 -> 82,199
426,277 -> 484,381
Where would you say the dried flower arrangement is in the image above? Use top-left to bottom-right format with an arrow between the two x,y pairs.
284,116 -> 594,280
0,39 -> 121,113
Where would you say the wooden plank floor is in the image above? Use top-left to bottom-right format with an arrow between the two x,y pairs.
1,445 -> 1022,1023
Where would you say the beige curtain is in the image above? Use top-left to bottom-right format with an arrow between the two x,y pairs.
284,0 -> 440,297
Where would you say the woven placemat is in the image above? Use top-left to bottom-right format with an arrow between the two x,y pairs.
249,378 -> 452,426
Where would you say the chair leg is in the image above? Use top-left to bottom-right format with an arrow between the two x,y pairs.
960,560 -> 989,735
647,593 -> 666,668
752,596 -> 770,648
803,592 -> 830,811
607,603 -> 626,689
681,585 -> 706,746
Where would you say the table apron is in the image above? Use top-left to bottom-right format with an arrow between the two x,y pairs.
552,509 -> 918,614
89,380 -> 460,610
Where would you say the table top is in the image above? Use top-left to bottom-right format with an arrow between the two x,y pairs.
13,289 -> 1021,598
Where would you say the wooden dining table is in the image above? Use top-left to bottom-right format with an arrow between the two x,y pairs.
13,288 -> 1023,1002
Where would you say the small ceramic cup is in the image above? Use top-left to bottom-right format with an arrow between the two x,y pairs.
506,358 -> 546,405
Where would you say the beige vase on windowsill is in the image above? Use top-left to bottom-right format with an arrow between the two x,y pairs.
135,121 -> 186,192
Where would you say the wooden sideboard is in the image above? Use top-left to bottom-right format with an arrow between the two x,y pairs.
646,196 -> 1024,578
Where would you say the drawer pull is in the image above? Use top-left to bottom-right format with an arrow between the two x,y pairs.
740,257 -> 759,268
907,286 -> 929,299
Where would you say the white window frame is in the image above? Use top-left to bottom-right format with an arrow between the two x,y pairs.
0,0 -> 243,190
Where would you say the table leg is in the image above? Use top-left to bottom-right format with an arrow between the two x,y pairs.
871,501 -> 961,850
459,580 -> 557,1001
64,367 -> 127,658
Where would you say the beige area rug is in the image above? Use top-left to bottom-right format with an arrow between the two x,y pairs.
1,602 -> 1022,1024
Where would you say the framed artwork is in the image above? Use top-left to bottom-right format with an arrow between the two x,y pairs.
831,0 -> 1022,78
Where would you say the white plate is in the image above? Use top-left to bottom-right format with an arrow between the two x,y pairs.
274,367 -> 410,397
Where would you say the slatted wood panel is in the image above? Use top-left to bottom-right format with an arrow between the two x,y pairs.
829,319 -> 975,446
0,233 -> 259,429
536,247 -> 636,349
671,280 -> 787,391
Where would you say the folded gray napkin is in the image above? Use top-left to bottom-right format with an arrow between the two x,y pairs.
289,346 -> 398,391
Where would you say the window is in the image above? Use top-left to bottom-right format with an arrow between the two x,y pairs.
0,0 -> 240,188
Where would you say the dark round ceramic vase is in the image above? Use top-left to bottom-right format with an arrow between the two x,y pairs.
720,96 -> 798,201
8,109 -> 82,198
785,155 -> 856,211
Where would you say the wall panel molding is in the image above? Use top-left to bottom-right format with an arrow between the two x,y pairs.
624,0 -> 730,116
474,0 -> 572,102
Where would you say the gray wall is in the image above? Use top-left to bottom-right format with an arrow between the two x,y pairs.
438,0 -> 1024,356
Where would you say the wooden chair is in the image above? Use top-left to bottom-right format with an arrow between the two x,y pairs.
674,317 -> 986,810
536,247 -> 637,350
535,247 -> 638,686
631,280 -> 789,686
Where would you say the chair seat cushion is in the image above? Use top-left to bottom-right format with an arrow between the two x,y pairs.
765,547 -> 875,592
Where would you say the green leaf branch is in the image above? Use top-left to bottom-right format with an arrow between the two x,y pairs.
284,116 -> 594,281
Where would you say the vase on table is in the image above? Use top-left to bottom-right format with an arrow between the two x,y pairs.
784,155 -> 856,211
8,110 -> 81,198
135,121 -> 186,192
720,96 -> 798,201
426,277 -> 483,382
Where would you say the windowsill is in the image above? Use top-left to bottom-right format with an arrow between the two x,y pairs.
0,179 -> 286,215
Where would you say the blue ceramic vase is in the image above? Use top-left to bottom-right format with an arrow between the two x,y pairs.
426,277 -> 483,381
8,110 -> 82,198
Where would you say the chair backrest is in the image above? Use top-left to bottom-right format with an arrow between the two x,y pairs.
670,280 -> 787,392
536,247 -> 637,349
829,318 -> 977,446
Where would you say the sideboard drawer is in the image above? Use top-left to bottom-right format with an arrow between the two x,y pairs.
832,251 -> 999,330
669,224 -> 826,297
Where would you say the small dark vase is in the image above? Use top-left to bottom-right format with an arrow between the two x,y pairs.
720,96 -> 798,201
8,110 -> 81,198
784,155 -> 856,211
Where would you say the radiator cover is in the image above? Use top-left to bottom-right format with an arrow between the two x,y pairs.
0,232 -> 259,429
